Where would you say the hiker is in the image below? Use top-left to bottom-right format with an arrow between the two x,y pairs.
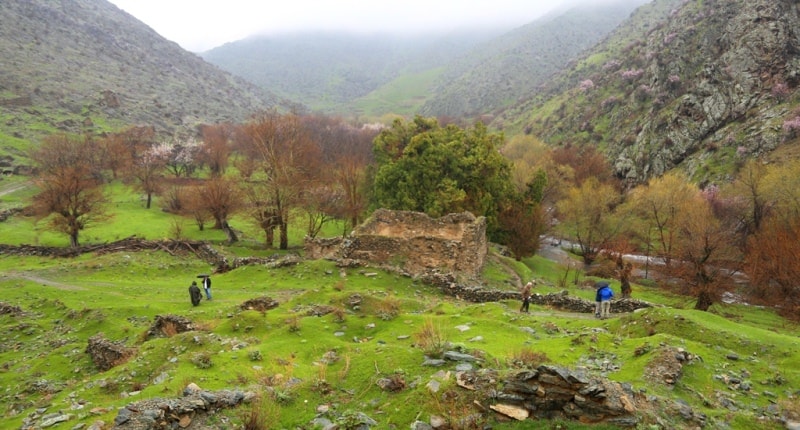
520,281 -> 534,313
595,281 -> 614,319
620,262 -> 633,298
201,275 -> 212,300
189,281 -> 202,306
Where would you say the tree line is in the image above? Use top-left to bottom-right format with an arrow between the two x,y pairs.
27,113 -> 800,317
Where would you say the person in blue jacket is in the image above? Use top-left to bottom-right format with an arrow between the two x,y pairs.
594,281 -> 614,319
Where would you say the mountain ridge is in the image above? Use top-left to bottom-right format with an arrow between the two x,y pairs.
0,0 -> 285,142
493,0 -> 800,184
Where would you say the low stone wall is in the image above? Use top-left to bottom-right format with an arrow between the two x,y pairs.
420,272 -> 652,314
492,364 -> 706,427
111,383 -> 254,430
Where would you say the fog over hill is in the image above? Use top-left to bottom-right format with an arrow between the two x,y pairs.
201,0 -> 648,117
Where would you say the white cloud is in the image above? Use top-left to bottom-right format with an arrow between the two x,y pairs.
108,0 -> 565,52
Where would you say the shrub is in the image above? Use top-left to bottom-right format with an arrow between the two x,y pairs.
414,318 -> 447,358
508,348 -> 549,369
191,351 -> 213,369
285,315 -> 301,333
375,295 -> 400,321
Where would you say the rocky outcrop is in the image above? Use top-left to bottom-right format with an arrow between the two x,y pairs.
507,0 -> 800,184
0,301 -> 24,316
86,333 -> 136,372
305,209 -> 488,277
240,296 -> 279,312
111,383 -> 254,430
493,365 -> 707,427
145,315 -> 197,339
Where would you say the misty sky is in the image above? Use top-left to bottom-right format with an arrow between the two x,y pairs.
107,0 -> 575,52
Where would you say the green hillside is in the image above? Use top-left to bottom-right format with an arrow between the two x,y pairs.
1,182 -> 799,429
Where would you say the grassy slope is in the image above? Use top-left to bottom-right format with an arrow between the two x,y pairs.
346,67 -> 446,120
1,183 -> 799,429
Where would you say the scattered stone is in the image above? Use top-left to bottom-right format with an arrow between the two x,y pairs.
145,315 -> 196,339
422,358 -> 446,367
490,403 -> 528,420
240,296 -> 279,312
411,420 -> 433,430
443,351 -> 478,362
455,363 -> 473,372
85,334 -> 136,372
429,415 -> 447,428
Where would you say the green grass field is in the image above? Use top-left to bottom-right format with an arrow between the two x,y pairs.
1,180 -> 799,429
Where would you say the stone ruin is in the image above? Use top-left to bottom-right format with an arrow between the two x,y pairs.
305,209 -> 488,277
240,296 -> 279,312
144,314 -> 197,340
111,383 -> 254,430
490,364 -> 706,427
86,333 -> 136,372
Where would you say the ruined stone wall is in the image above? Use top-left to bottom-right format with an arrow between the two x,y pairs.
305,209 -> 487,276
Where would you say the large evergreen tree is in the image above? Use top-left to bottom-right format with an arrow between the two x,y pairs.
372,116 -> 514,240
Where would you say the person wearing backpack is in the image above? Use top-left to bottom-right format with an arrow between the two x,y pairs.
595,281 -> 614,319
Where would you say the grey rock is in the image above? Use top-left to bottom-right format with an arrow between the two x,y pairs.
443,351 -> 478,362
410,421 -> 433,430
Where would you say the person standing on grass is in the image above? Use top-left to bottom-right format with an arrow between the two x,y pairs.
595,281 -> 614,319
189,281 -> 202,306
520,281 -> 533,313
202,275 -> 212,300
594,281 -> 609,318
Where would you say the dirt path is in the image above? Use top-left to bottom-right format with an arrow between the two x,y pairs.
0,180 -> 30,197
3,271 -> 87,291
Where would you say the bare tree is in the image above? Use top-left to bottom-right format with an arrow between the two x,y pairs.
200,123 -> 232,177
237,110 -> 322,249
196,176 -> 242,243
30,134 -> 108,247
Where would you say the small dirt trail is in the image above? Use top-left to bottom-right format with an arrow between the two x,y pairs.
3,271 -> 87,291
0,180 -> 31,197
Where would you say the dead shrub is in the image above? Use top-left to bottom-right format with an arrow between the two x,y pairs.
330,306 -> 346,323
414,318 -> 447,358
508,348 -> 549,369
375,295 -> 401,321
240,395 -> 279,430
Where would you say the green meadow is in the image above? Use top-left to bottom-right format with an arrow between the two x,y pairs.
1,180 -> 799,429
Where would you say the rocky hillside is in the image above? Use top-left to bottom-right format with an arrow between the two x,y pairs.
494,0 -> 800,185
0,0 -> 284,141
419,0 -> 650,119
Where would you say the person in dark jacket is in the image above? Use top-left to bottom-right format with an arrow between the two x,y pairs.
201,275 -> 212,300
189,281 -> 202,306
520,281 -> 534,313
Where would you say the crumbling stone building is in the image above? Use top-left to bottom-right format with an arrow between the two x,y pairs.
304,209 -> 487,276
